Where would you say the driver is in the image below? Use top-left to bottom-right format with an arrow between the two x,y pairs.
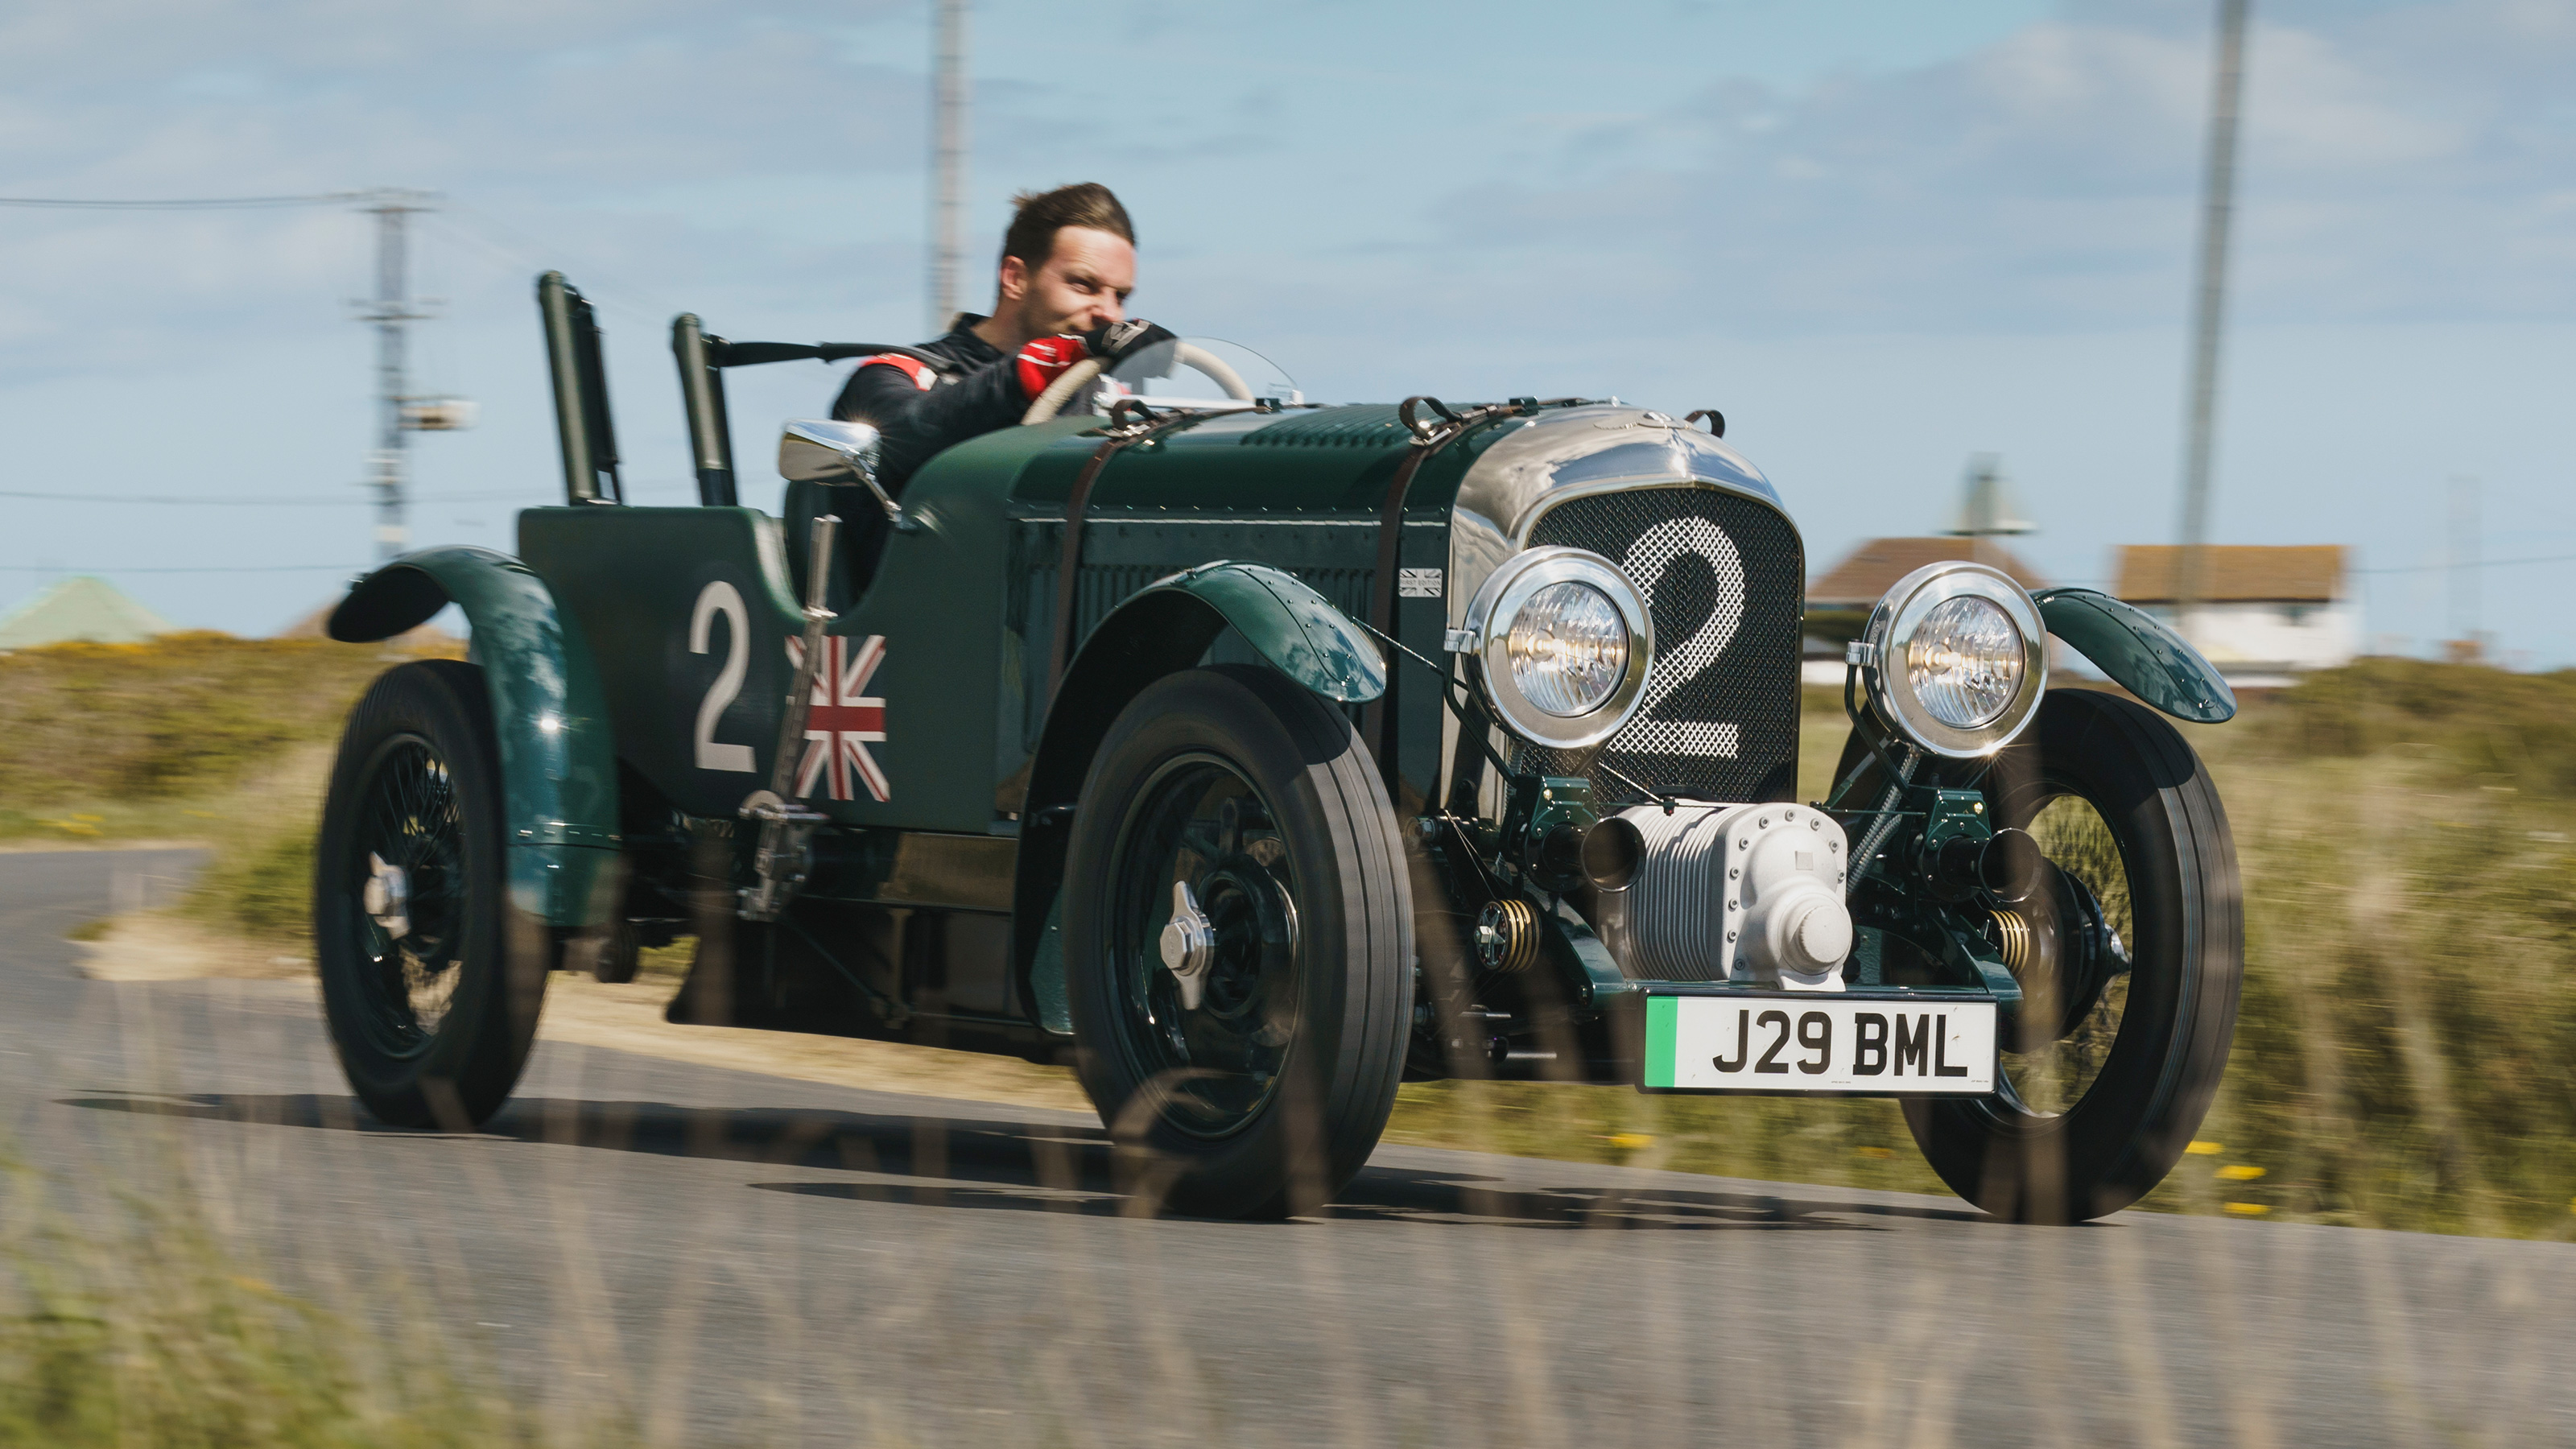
832,181 -> 1174,494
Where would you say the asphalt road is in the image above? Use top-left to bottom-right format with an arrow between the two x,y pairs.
3,847 -> 2570,1447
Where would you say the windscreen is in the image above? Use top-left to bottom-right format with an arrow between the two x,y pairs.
1101,336 -> 1300,408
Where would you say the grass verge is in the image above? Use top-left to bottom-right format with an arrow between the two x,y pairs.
0,1150 -> 593,1447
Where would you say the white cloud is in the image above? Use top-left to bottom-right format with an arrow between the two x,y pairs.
1,0 -> 2570,659
1146,1 -> 2575,342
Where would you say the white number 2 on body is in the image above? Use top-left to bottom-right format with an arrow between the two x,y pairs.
688,580 -> 758,773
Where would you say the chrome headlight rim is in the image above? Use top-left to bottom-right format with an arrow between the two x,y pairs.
1859,561 -> 2046,759
1457,546 -> 1654,749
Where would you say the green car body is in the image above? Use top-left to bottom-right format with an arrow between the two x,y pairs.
316,273 -> 2242,1220
338,380 -> 1807,1060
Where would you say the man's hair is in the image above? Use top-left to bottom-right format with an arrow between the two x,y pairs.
1000,183 -> 1133,270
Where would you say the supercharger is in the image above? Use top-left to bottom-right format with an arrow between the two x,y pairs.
1591,803 -> 1856,990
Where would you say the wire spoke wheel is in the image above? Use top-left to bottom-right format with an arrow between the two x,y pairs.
1996,791 -> 2136,1117
347,736 -> 467,1054
1106,754 -> 1303,1138
1842,687 -> 2242,1222
1064,666 -> 1412,1220
316,661 -> 544,1129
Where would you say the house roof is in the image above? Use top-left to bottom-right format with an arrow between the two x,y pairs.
1808,538 -> 2049,605
2115,545 -> 2345,604
0,576 -> 175,649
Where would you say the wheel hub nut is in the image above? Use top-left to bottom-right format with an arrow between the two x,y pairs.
1158,880 -> 1216,1010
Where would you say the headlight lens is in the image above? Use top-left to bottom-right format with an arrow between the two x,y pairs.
1506,582 -> 1629,716
1456,546 -> 1655,750
1905,595 -> 2024,728
1855,560 -> 2047,758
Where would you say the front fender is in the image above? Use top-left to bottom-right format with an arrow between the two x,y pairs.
1145,561 -> 1389,705
2032,587 -> 2238,724
1009,562 -> 1386,1029
1026,560 -> 1385,813
330,546 -> 621,927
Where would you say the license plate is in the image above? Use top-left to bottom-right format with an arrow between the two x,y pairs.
1641,994 -> 1996,1094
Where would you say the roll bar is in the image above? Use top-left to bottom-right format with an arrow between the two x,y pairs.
542,268 -> 955,509
537,271 -> 622,505
671,313 -> 738,506
670,324 -> 958,509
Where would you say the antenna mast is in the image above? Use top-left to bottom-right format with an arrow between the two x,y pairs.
2174,0 -> 2251,642
928,0 -> 970,335
355,188 -> 469,563
359,190 -> 433,562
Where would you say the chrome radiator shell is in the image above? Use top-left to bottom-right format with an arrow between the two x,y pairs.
1440,406 -> 1804,818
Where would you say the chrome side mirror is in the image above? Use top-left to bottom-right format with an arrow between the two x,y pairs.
778,419 -> 880,481
778,419 -> 914,530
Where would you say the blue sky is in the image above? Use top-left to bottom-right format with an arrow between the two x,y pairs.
2,0 -> 2573,663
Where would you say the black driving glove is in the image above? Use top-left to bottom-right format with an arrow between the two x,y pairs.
1083,319 -> 1179,365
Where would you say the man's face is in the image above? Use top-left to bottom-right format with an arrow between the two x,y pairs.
998,225 -> 1135,337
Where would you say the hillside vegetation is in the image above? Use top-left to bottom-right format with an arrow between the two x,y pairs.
6,638 -> 2572,1237
2182,661 -> 2576,1236
0,634 -> 456,844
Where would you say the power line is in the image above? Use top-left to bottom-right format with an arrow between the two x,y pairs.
2353,551 -> 2576,576
0,563 -> 364,574
0,488 -> 530,506
427,207 -> 681,324
0,192 -> 366,209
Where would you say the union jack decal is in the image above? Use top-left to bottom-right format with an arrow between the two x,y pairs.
785,634 -> 888,803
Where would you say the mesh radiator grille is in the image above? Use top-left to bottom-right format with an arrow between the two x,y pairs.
1517,487 -> 1803,805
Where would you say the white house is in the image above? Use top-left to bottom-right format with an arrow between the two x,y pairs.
2114,545 -> 2359,688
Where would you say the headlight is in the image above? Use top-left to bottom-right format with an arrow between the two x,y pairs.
1856,561 -> 2045,758
1451,547 -> 1653,749
1508,581 -> 1629,716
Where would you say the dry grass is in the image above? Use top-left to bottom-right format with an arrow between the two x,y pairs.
0,634 -> 456,845
0,1146 -> 588,1447
2148,728 -> 2576,1235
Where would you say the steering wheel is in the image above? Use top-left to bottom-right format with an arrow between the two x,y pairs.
1021,341 -> 1255,425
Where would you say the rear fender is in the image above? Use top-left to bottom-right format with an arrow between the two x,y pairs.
330,546 -> 622,927
1009,562 -> 1387,1027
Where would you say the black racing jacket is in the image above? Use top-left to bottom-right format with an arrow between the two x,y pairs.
829,313 -> 1036,493
818,314 -> 1085,600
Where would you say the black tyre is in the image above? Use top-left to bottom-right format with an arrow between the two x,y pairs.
315,661 -> 546,1129
1064,666 -> 1413,1220
1843,688 -> 2241,1221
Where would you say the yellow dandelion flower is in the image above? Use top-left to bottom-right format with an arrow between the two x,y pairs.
1607,1133 -> 1652,1150
2216,1164 -> 2266,1181
2223,1202 -> 2270,1216
2186,1141 -> 2223,1155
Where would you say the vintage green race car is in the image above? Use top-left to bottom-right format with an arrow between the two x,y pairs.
312,272 -> 2244,1222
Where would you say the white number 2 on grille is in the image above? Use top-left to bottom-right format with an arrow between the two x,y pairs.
1620,517 -> 1746,758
